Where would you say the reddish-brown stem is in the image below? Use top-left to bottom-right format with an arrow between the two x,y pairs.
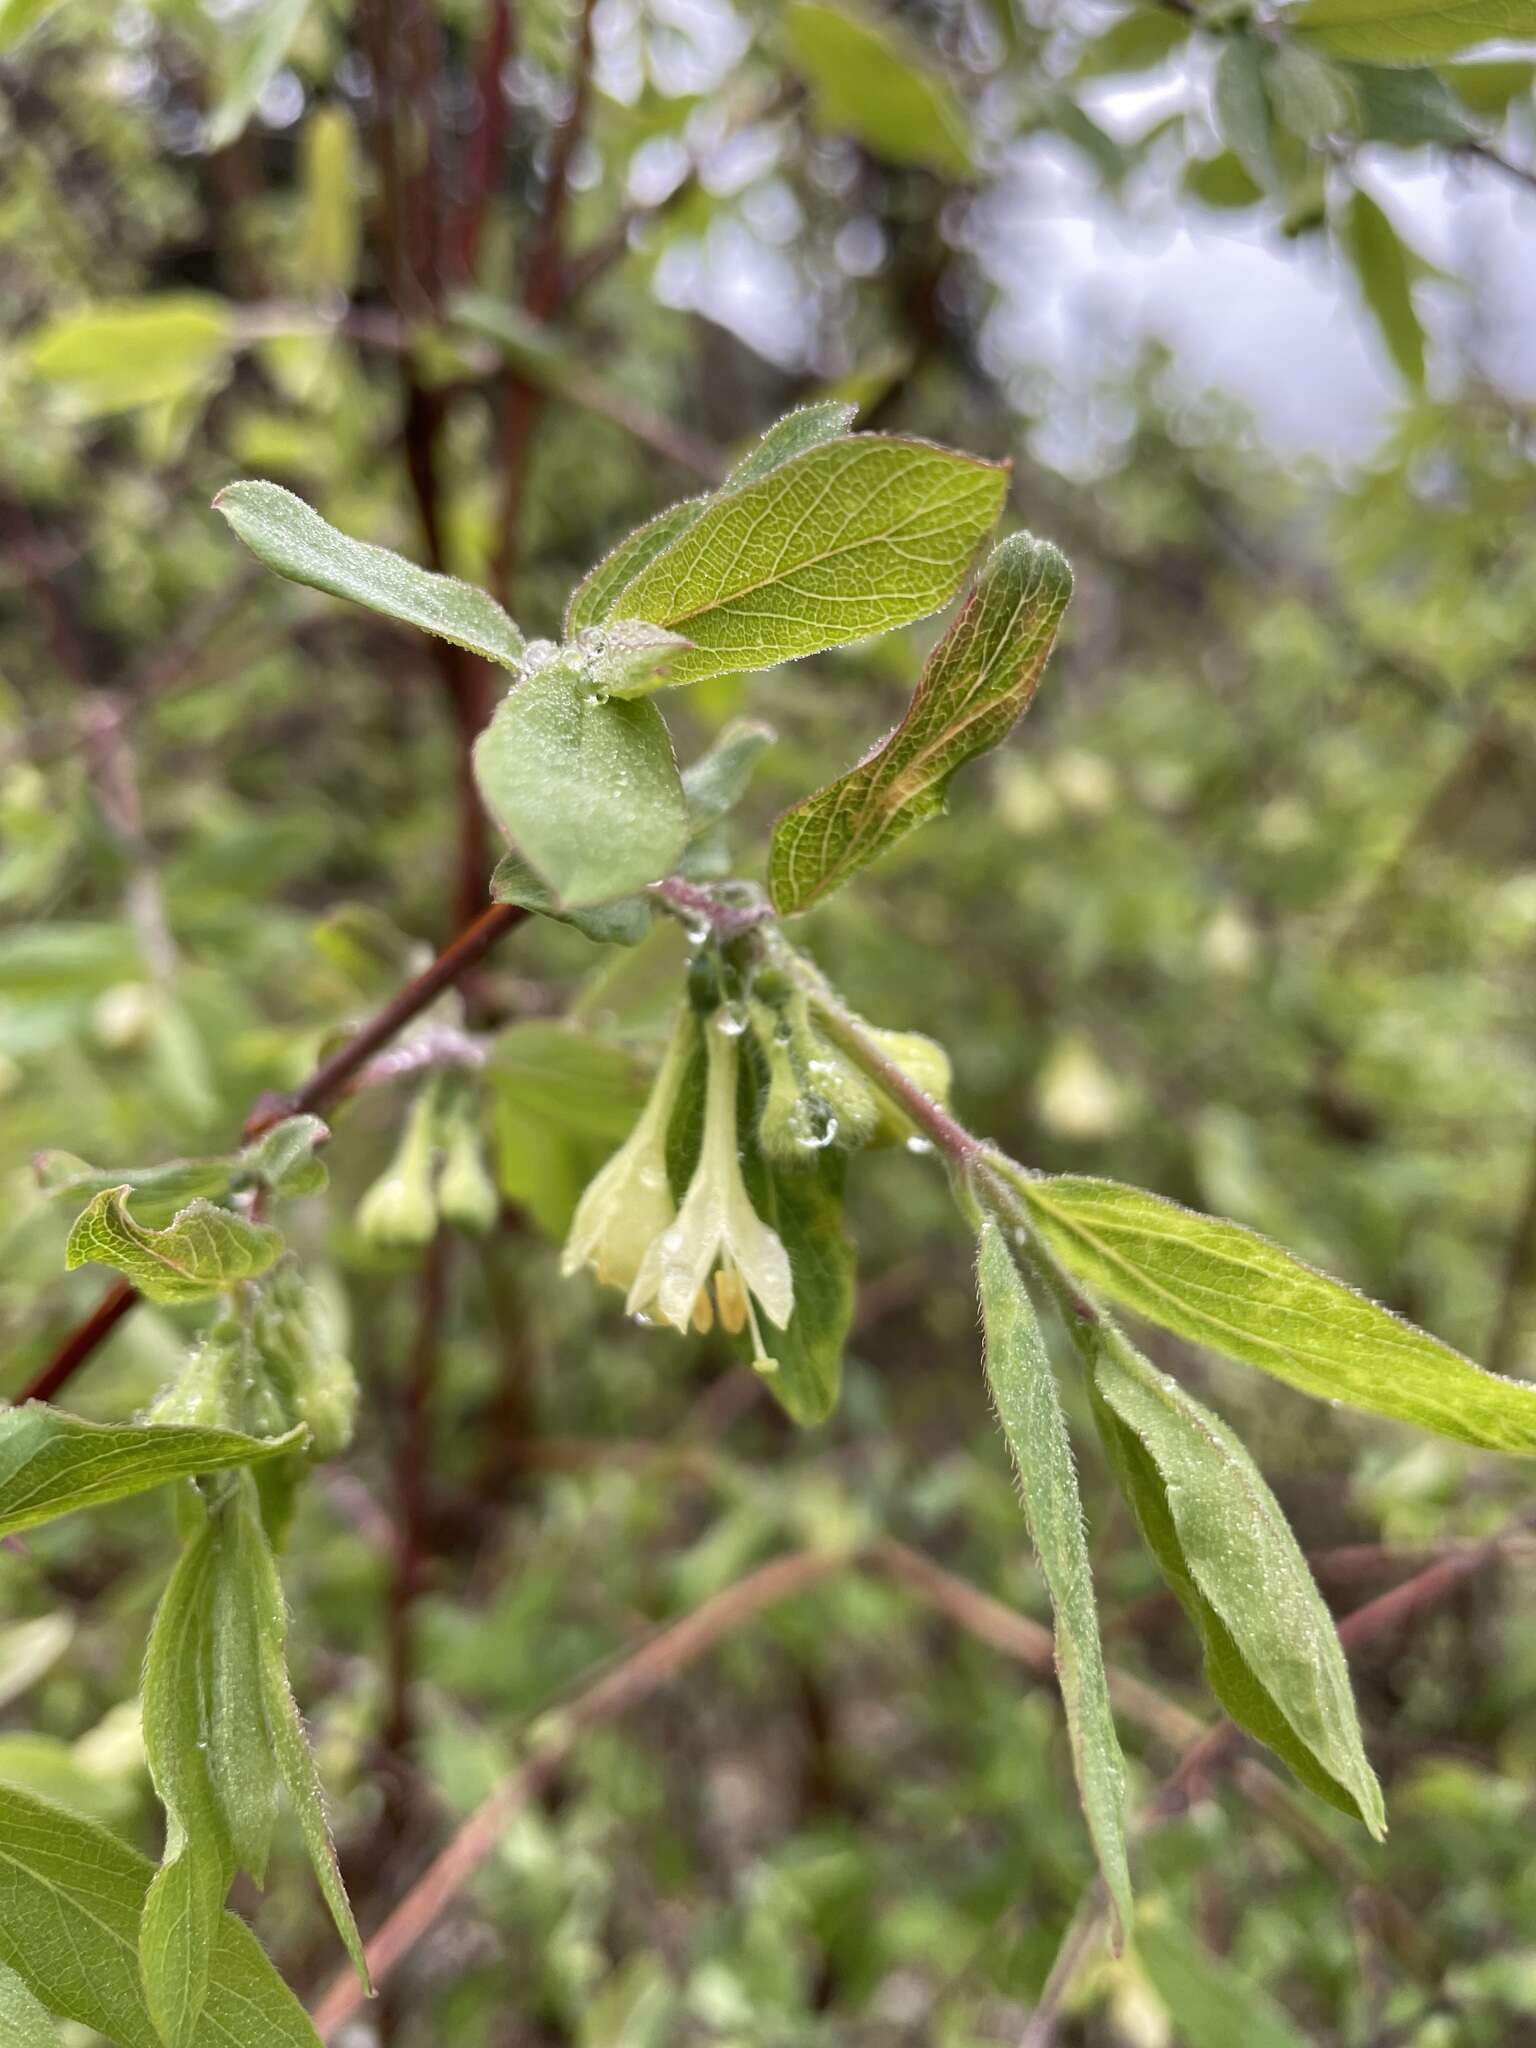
17,1280 -> 138,1406
452,0 -> 513,282
244,902 -> 527,1141
17,903 -> 527,1407
489,0 -> 598,608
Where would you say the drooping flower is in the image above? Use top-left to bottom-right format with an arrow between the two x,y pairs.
627,1012 -> 793,1368
560,1007 -> 694,1295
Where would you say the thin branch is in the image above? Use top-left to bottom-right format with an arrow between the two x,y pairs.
17,902 -> 528,1406
452,0 -> 514,282
310,1547 -> 849,2039
384,1230 -> 451,1757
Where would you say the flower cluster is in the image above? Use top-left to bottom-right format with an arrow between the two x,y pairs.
561,1007 -> 793,1372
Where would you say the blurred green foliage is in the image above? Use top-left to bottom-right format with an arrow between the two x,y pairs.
3,0 -> 1536,2042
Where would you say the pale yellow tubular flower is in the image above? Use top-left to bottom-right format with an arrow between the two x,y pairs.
626,1015 -> 794,1342
560,1006 -> 696,1297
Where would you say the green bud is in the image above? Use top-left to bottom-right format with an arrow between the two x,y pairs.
784,995 -> 878,1149
295,1346 -> 359,1460
252,1262 -> 357,1458
435,1103 -> 499,1236
145,1310 -> 246,1431
355,1086 -> 439,1249
866,1027 -> 953,1147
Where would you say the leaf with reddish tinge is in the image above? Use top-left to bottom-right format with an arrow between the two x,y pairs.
770,534 -> 1070,913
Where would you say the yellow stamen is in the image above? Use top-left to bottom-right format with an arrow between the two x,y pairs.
714,1267 -> 748,1335
691,1286 -> 715,1334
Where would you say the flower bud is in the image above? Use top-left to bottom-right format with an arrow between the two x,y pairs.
436,1116 -> 499,1236
355,1087 -> 439,1249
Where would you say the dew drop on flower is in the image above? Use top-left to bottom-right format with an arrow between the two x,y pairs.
905,1134 -> 934,1155
714,1001 -> 749,1038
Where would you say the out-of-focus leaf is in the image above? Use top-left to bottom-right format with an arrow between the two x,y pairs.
25,298 -> 235,417
238,1115 -> 330,1198
1345,59 -> 1480,137
1214,37 -> 1280,187
1440,56 -> 1535,106
976,1218 -> 1132,1941
1075,6 -> 1191,75
297,106 -> 359,295
1266,41 -> 1358,139
1135,1914 -> 1311,2048
1088,1326 -> 1383,1830
1183,149 -> 1265,208
1346,188 -> 1427,387
0,1406 -> 304,1539
784,0 -> 974,175
472,663 -> 689,907
1289,0 -> 1536,63
607,436 -> 1007,692
0,1781 -> 323,2048
204,0 -> 310,152
1020,1175 -> 1536,1451
490,1024 -> 648,1143
0,1615 -> 72,1711
0,0 -> 64,52
770,534 -> 1070,913
0,1964 -> 61,2046
35,1151 -> 235,1223
682,720 -> 778,832
66,1187 -> 282,1303
140,1521 -> 231,2048
214,482 -> 526,668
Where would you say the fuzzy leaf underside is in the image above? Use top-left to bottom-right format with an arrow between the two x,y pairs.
213,481 -> 526,668
976,1218 -> 1132,1940
770,532 -> 1071,912
1088,1330 -> 1383,1833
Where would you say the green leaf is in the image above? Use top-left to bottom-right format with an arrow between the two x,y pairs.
563,404 -> 861,637
1344,60 -> 1479,138
1075,7 -> 1192,77
0,1781 -> 322,2048
225,1485 -> 370,1986
490,1023 -> 650,1144
1182,149 -> 1265,209
1266,41 -> 1358,140
0,1406 -> 304,1539
206,1501 -> 279,1884
35,1151 -> 235,1224
1213,37 -> 1281,188
298,106 -> 359,295
1086,1326 -> 1383,1831
490,852 -> 652,946
0,1963 -> 62,2046
472,661 -> 688,907
1134,1914 -> 1311,2048
975,1218 -> 1132,1940
783,1 -> 975,176
212,482 -> 526,669
1345,189 -> 1427,388
769,533 -> 1070,914
682,719 -> 778,832
204,0 -> 310,151
1020,1175 -> 1536,1453
566,502 -> 705,637
1440,56 -> 1535,107
738,1067 -> 856,1427
237,1115 -> 330,1198
25,297 -> 235,417
141,1522 -> 232,2048
1289,0 -> 1536,63
0,0 -> 64,54
66,1188 -> 282,1304
604,436 -> 1009,693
